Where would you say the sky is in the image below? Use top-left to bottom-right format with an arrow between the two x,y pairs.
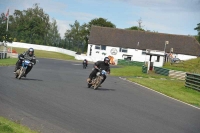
0,0 -> 200,38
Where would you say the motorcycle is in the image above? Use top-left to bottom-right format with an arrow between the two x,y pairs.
88,69 -> 107,90
83,61 -> 87,69
15,59 -> 34,79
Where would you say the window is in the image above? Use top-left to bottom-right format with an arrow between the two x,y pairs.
95,45 -> 106,50
95,45 -> 100,49
101,45 -> 106,50
142,50 -> 146,55
120,48 -> 127,53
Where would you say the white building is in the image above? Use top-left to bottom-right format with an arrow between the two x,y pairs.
86,26 -> 200,67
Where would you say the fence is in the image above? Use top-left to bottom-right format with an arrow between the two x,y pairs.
154,67 -> 169,76
185,73 -> 200,91
0,52 -> 7,59
7,42 -> 76,57
118,59 -> 144,66
0,45 -> 7,59
142,65 -> 148,73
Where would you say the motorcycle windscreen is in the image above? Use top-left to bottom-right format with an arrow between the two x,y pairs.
24,60 -> 30,66
101,70 -> 107,75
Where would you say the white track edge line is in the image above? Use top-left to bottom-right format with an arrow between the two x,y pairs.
119,77 -> 200,110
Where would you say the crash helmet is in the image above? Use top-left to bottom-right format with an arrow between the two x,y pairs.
104,57 -> 110,64
28,48 -> 34,56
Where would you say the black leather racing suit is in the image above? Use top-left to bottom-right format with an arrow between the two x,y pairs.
14,51 -> 36,75
88,61 -> 110,84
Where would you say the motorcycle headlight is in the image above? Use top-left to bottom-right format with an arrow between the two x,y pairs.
101,70 -> 107,75
96,72 -> 100,76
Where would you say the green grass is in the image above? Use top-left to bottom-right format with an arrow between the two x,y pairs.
0,117 -> 38,133
0,58 -> 17,66
111,65 -> 200,107
13,47 -> 75,61
0,47 -> 76,66
163,58 -> 200,74
111,66 -> 171,79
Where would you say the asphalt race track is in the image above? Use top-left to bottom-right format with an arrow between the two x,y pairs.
0,58 -> 200,133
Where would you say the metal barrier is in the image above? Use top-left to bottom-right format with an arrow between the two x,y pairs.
0,52 -> 7,59
154,66 -> 169,76
185,73 -> 200,91
118,59 -> 144,66
142,65 -> 147,73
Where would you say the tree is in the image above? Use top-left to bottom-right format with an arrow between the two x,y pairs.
88,17 -> 116,29
64,20 -> 87,52
47,18 -> 61,47
0,13 -> 13,43
10,3 -> 50,44
125,26 -> 145,31
194,23 -> 200,43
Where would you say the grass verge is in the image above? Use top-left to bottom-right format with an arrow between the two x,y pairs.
0,58 -> 17,66
13,47 -> 75,60
111,66 -> 200,108
163,58 -> 200,74
0,116 -> 38,133
0,47 -> 76,66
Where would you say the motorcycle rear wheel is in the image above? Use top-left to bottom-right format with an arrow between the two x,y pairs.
93,77 -> 102,90
83,64 -> 86,69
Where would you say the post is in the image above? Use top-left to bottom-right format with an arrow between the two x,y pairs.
163,41 -> 169,64
164,41 -> 169,53
5,9 -> 9,59
6,16 -> 9,31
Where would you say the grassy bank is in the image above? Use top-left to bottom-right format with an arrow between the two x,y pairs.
163,57 -> 200,74
111,66 -> 200,107
0,47 -> 76,66
0,117 -> 38,133
13,47 -> 75,60
0,58 -> 17,66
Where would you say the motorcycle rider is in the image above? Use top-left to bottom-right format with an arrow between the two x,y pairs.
87,57 -> 110,86
83,59 -> 88,67
14,48 -> 36,77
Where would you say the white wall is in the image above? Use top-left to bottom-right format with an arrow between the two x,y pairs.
7,42 -> 196,65
174,54 -> 197,60
87,44 -> 147,62
7,42 -> 76,57
86,44 -> 198,66
86,44 -> 166,67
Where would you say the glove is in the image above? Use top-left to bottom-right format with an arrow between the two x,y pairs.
94,66 -> 99,69
19,57 -> 24,60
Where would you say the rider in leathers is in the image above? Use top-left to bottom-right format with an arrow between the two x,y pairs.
83,59 -> 88,67
14,48 -> 36,77
87,57 -> 110,86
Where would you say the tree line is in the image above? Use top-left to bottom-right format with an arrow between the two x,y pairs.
0,3 -> 199,53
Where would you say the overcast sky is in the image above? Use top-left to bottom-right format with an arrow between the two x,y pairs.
0,0 -> 200,38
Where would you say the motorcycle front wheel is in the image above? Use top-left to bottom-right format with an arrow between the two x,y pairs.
18,68 -> 25,79
93,77 -> 102,90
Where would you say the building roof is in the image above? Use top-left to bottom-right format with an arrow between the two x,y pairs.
88,26 -> 200,56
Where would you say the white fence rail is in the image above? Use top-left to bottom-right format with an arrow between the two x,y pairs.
6,42 -> 103,62
7,42 -> 77,57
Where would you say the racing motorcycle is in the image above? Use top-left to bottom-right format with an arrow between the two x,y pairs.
15,59 -> 34,79
83,60 -> 87,69
88,69 -> 107,90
